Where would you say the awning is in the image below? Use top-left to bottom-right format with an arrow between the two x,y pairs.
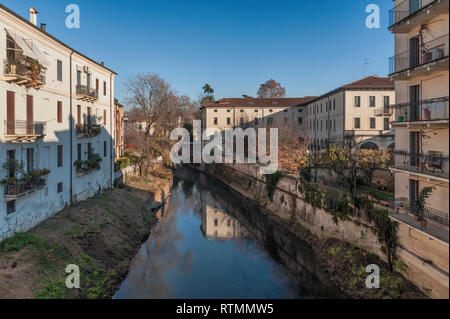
6,29 -> 49,65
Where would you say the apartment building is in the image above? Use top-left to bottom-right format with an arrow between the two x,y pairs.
201,97 -> 315,137
0,5 -> 116,241
304,76 -> 396,151
388,0 -> 449,239
114,99 -> 125,161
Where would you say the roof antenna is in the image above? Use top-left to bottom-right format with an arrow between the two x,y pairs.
363,59 -> 370,77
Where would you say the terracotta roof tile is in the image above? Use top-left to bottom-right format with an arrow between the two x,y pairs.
342,76 -> 394,89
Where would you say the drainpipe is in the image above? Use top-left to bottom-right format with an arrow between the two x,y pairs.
69,51 -> 74,204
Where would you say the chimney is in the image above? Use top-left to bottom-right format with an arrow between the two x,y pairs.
101,62 -> 105,66
40,23 -> 46,32
28,7 -> 39,26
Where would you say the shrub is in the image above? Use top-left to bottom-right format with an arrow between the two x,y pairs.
0,233 -> 46,252
118,157 -> 131,169
265,171 -> 283,201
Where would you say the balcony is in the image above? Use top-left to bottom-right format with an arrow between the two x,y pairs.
74,153 -> 102,177
374,105 -> 393,117
76,124 -> 101,138
389,0 -> 449,33
389,34 -> 449,78
391,200 -> 449,243
3,58 -> 46,88
393,150 -> 449,179
75,85 -> 99,102
4,120 -> 46,143
2,170 -> 49,202
392,97 -> 449,125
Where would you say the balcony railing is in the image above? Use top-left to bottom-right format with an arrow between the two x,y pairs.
389,0 -> 439,27
4,120 -> 46,142
3,173 -> 48,201
389,34 -> 449,75
374,105 -> 393,116
394,150 -> 449,179
75,85 -> 99,102
76,124 -> 101,138
3,58 -> 46,88
392,199 -> 449,243
393,97 -> 449,123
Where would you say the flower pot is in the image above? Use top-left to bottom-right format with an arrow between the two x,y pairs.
421,219 -> 427,230
398,115 -> 404,122
423,109 -> 431,121
414,214 -> 421,222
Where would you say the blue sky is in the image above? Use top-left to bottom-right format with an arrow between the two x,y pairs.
3,0 -> 394,103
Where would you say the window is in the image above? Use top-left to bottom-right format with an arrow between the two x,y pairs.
370,96 -> 376,107
87,107 -> 92,125
254,118 -> 259,125
57,60 -> 62,82
299,108 -> 303,113
57,101 -> 63,123
77,70 -> 81,86
269,109 -> 273,113
103,81 -> 107,96
77,105 -> 81,125
333,99 -> 336,110
370,118 -> 376,129
26,148 -> 34,173
96,79 -> 99,92
77,144 -> 82,161
354,118 -> 361,129
7,201 -> 16,215
240,109 -> 244,113
284,109 -> 288,113
104,141 -> 107,157
355,96 -> 361,107
57,182 -> 63,194
334,119 -> 336,131
384,96 -> 390,107
227,110 -> 231,113
384,118 -> 390,130
86,73 -> 91,88
320,120 -> 323,131
267,118 -> 273,125
214,109 -> 218,113
88,143 -> 92,157
255,110 -> 258,113
227,118 -> 231,125
240,117 -> 244,124
284,118 -> 288,124
299,117 -> 303,125
104,110 -> 107,125
214,118 -> 218,125
57,145 -> 63,167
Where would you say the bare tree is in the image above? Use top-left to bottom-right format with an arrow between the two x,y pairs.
125,74 -> 183,171
257,79 -> 286,98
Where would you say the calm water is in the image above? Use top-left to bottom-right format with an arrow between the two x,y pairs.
115,168 -> 341,299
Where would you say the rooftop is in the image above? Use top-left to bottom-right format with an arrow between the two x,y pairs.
203,97 -> 317,108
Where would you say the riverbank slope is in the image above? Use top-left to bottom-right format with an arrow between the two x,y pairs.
0,166 -> 172,299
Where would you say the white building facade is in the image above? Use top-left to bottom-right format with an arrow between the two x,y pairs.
0,5 -> 117,241
304,76 -> 396,151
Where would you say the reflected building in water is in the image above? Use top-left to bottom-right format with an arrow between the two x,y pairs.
200,190 -> 248,240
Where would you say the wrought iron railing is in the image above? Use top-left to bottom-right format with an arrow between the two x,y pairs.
389,34 -> 449,75
393,97 -> 449,122
76,85 -> 99,99
394,150 -> 449,178
75,123 -> 101,138
3,58 -> 46,84
389,0 -> 436,27
4,175 -> 48,198
4,120 -> 46,136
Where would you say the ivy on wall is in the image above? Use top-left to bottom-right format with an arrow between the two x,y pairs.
265,171 -> 283,201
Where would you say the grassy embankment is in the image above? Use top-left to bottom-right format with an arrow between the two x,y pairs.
0,166 -> 172,299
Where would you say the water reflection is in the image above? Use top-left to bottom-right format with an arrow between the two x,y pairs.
115,168 -> 342,299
